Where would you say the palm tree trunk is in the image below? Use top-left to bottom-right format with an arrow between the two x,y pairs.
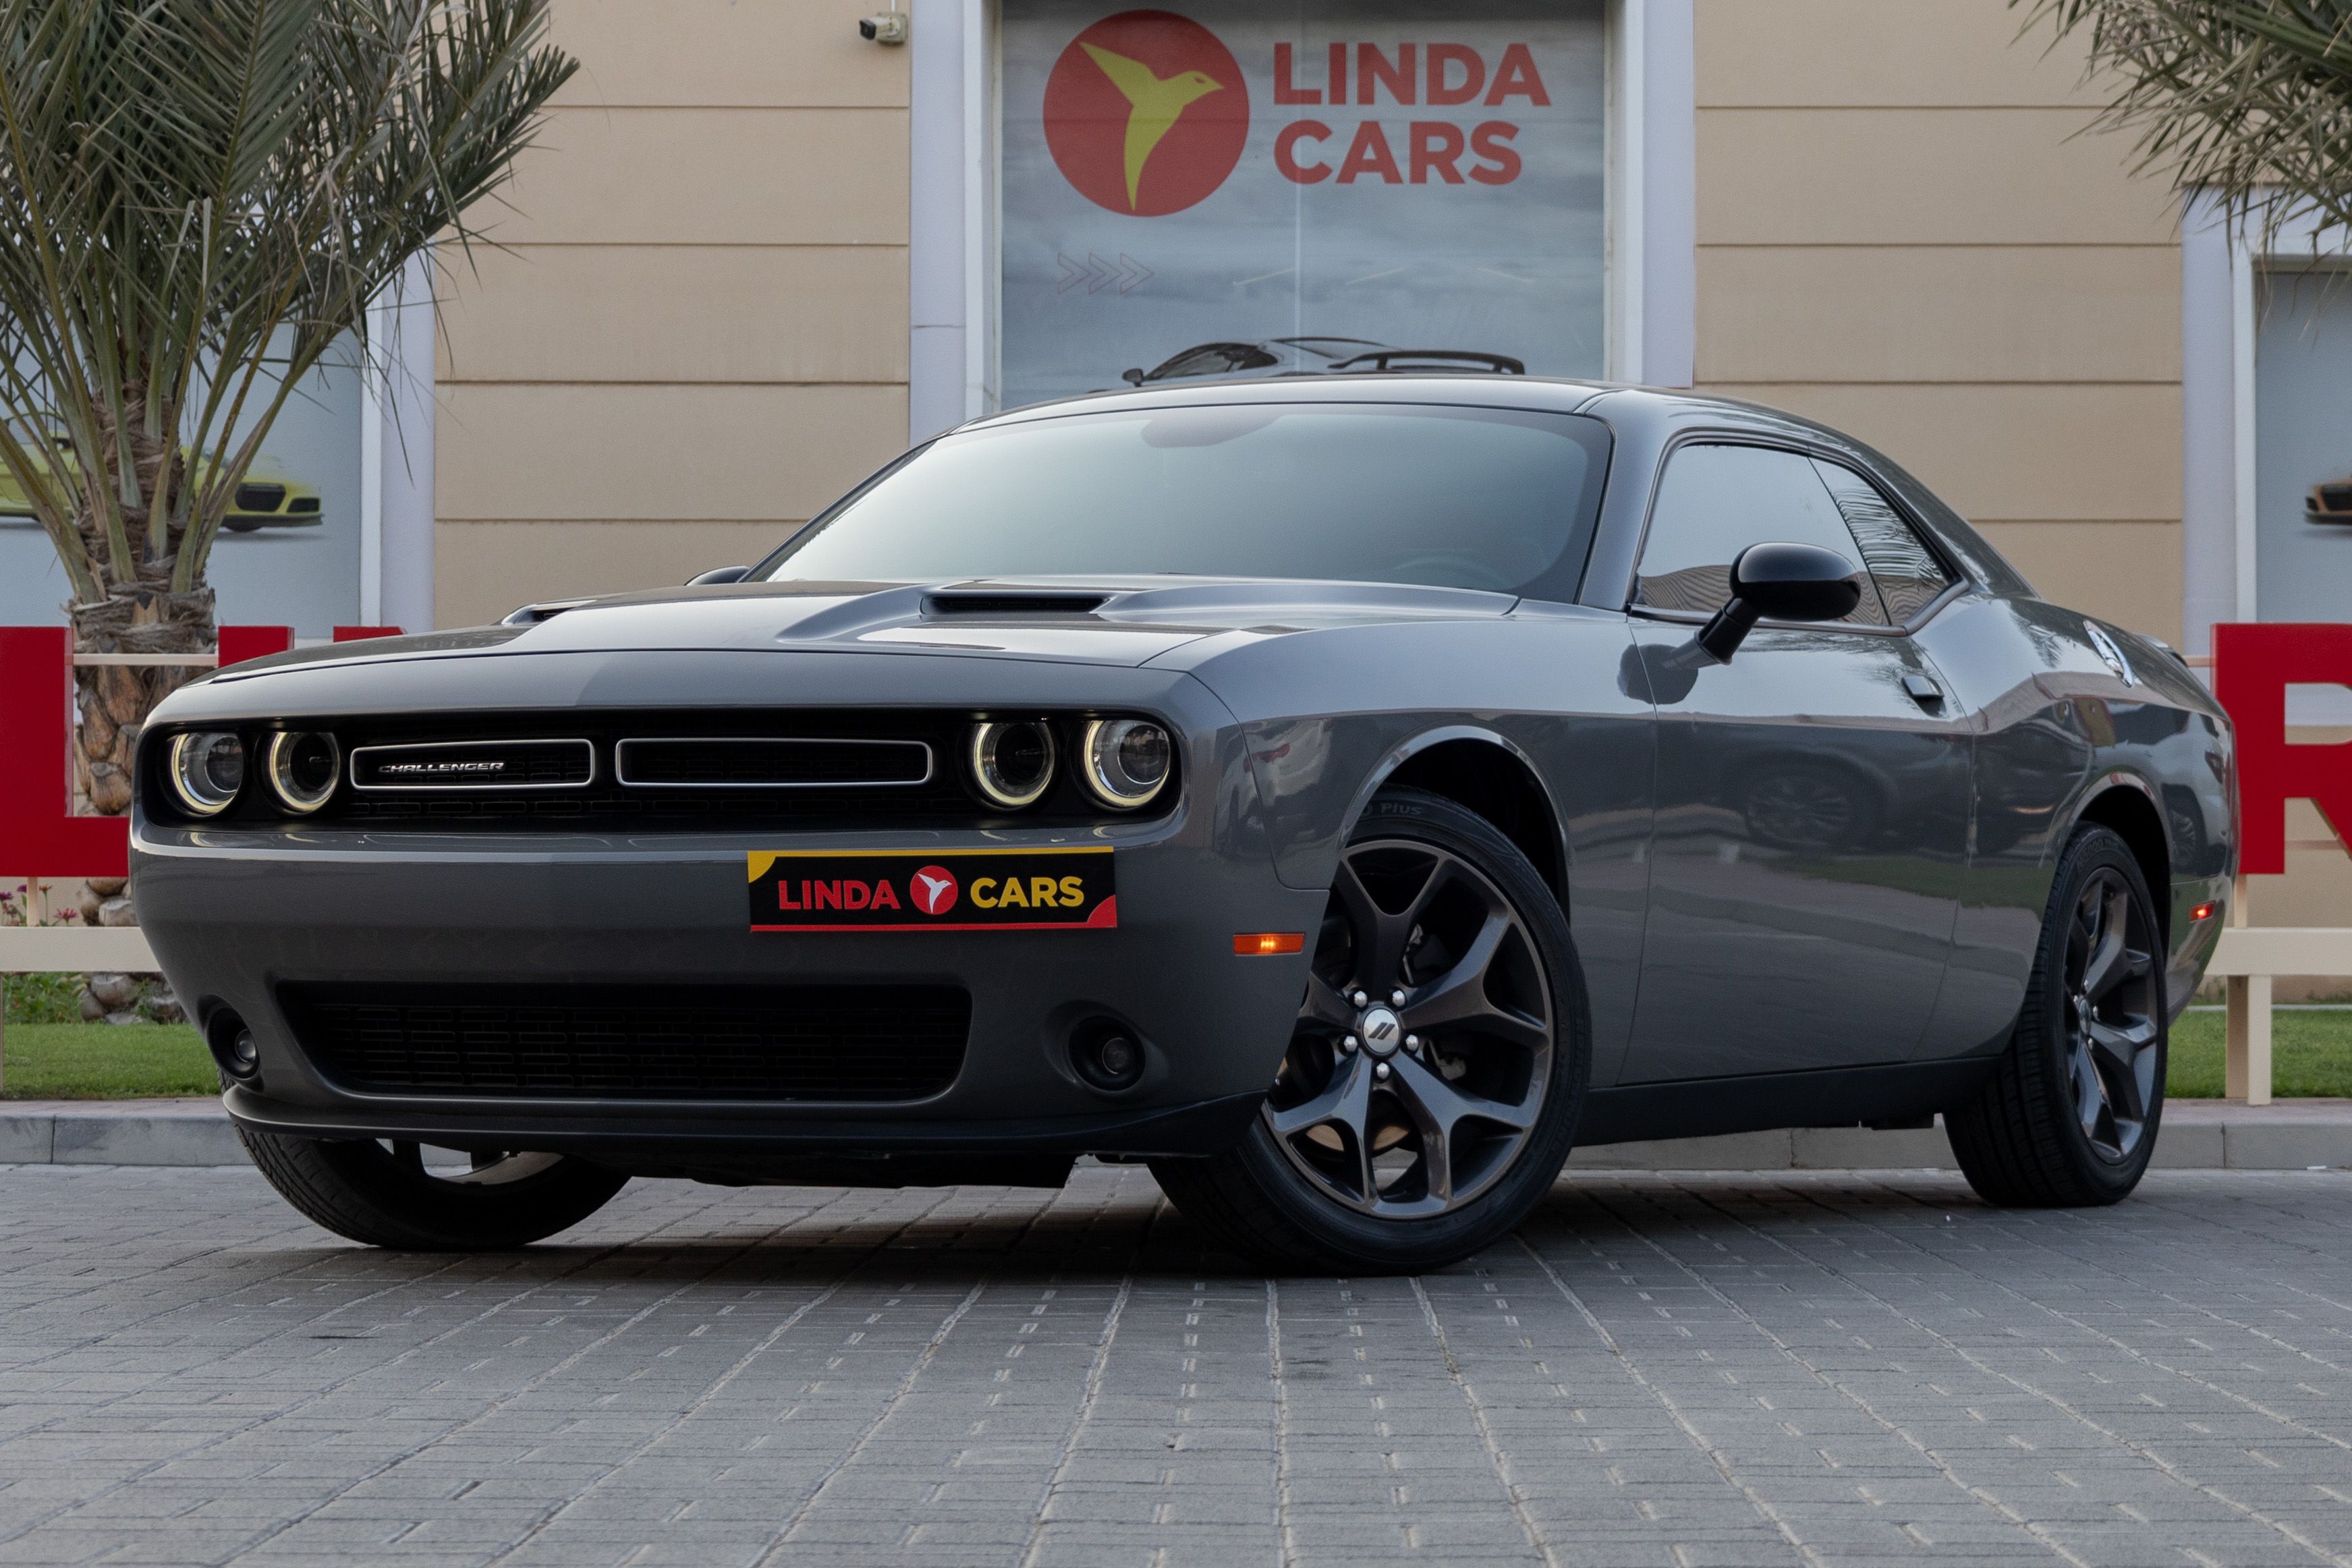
69,587 -> 214,818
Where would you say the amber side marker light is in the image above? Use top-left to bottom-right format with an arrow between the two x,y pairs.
2192,903 -> 2217,922
1234,932 -> 1306,957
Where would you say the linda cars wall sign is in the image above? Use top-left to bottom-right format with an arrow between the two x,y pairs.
1002,2 -> 1606,408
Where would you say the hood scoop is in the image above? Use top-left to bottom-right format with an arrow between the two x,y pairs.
921,590 -> 1109,618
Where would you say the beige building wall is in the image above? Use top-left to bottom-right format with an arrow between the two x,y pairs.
1692,0 -> 2186,645
432,0 -> 912,630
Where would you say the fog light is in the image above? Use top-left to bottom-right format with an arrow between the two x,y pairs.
1080,718 -> 1171,810
204,1008 -> 260,1081
1071,1019 -> 1146,1092
970,720 -> 1055,809
167,731 -> 245,816
265,731 -> 340,814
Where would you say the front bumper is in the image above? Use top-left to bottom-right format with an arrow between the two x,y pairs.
132,818 -> 1324,1169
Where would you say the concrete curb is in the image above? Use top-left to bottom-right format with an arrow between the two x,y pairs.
3,1098 -> 2348,1171
0,1098 -> 244,1166
1567,1101 -> 2352,1171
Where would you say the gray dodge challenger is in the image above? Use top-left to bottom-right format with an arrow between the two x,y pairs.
132,378 -> 2236,1272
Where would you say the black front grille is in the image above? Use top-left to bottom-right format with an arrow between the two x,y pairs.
353,738 -> 596,790
616,737 -> 932,788
234,483 -> 287,511
144,709 -> 1177,832
281,982 -> 970,1101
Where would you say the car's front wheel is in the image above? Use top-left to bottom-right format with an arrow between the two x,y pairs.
235,1125 -> 627,1250
1153,789 -> 1589,1272
1946,823 -> 2166,1206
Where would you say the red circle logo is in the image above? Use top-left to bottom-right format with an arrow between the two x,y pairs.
909,865 -> 959,917
1043,10 -> 1249,217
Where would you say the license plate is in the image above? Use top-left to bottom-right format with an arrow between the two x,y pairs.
748,848 -> 1117,932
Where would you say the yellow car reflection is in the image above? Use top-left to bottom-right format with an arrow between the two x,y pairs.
0,449 -> 321,532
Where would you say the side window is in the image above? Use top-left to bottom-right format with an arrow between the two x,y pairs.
1633,444 -> 1888,625
1811,459 -> 1957,623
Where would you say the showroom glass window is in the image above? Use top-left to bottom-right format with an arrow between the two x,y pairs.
998,3 -> 1606,409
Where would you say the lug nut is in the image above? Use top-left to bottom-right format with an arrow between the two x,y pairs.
1374,1062 -> 1391,1081
1342,1036 -> 1358,1053
1405,1034 -> 1420,1052
1391,989 -> 1405,1006
1351,989 -> 1368,1007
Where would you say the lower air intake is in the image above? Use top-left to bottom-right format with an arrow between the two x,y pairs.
280,982 -> 969,1102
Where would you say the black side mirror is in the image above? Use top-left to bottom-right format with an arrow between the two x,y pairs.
688,565 -> 751,586
1696,542 -> 1862,663
1121,368 -> 1146,387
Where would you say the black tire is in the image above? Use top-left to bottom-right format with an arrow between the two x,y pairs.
1152,788 -> 1590,1273
235,1124 -> 627,1250
1947,824 -> 2166,1206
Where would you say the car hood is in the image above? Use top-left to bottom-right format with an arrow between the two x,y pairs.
209,577 -> 1523,681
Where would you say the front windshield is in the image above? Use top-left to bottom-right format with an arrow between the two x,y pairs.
755,401 -> 1612,599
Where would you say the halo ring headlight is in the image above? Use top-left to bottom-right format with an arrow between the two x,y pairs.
1081,718 -> 1172,811
970,720 -> 1056,810
167,731 -> 246,816
264,731 -> 341,814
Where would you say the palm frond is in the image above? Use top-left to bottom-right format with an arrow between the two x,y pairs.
0,0 -> 576,615
2021,0 -> 2352,244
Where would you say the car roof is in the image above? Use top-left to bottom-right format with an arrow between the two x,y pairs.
959,375 -> 1870,445
962,373 -> 1622,428
952,375 -> 2036,601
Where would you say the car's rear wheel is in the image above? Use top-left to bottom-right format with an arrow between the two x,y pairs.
1946,824 -> 2166,1206
235,1124 -> 627,1250
1153,789 -> 1589,1272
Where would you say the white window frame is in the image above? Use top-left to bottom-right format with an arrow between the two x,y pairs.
905,0 -> 1695,445
2183,198 -> 2352,640
360,251 -> 438,632
2181,197 -> 2352,720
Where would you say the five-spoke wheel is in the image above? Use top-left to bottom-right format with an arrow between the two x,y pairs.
1266,839 -> 1553,1217
2061,867 -> 2160,1161
1947,822 -> 2168,1206
1153,789 -> 1588,1273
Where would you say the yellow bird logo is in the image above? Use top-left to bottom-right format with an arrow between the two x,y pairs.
1079,43 -> 1225,212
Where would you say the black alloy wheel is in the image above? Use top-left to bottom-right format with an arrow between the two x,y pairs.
1152,789 -> 1590,1272
1266,837 -> 1554,1216
1947,823 -> 2167,1206
2061,866 -> 2162,1160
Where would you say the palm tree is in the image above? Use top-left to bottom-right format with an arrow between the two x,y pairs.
0,0 -> 574,816
2022,1 -> 2352,237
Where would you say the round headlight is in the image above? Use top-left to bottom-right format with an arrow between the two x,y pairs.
167,731 -> 246,816
970,720 -> 1056,809
265,731 -> 340,814
1081,719 -> 1172,810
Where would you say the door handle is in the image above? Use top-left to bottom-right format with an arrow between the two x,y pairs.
1903,673 -> 1945,710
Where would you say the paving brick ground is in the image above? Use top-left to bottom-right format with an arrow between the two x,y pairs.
4,1163 -> 2352,1567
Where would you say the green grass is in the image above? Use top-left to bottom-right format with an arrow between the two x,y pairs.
2168,1009 -> 2352,1098
2,971 -> 90,1024
1,1024 -> 215,1100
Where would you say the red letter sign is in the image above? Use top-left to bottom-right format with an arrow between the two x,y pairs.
2214,622 -> 2352,874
